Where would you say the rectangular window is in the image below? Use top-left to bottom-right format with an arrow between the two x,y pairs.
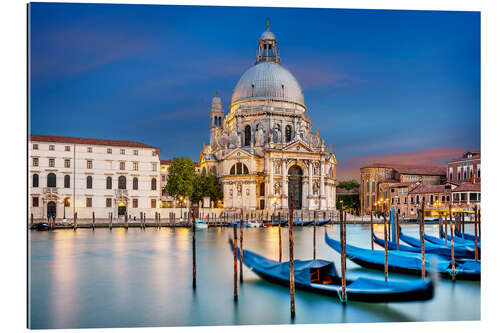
49,158 -> 55,168
64,159 -> 70,168
453,193 -> 460,202
33,157 -> 39,167
133,198 -> 138,208
120,161 -> 125,170
460,193 -> 467,201
120,149 -> 125,155
87,147 -> 92,153
65,146 -> 71,151
404,197 -> 407,204
470,193 -> 478,201
107,161 -> 112,170
107,148 -> 112,154
86,198 -> 92,207
87,160 -> 93,169
161,175 -> 166,181
106,198 -> 112,208
151,199 -> 156,208
411,196 -> 414,204
152,163 -> 157,172
133,150 -> 138,155
32,197 -> 39,207
391,198 -> 394,204
49,145 -> 55,151
133,162 -> 139,171
416,195 -> 420,204
33,144 -> 38,150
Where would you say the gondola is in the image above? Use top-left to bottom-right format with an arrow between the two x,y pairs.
424,233 -> 479,250
229,239 -> 434,303
454,230 -> 480,242
325,233 -> 480,281
374,233 -> 475,260
32,222 -> 49,231
271,220 -> 288,226
315,219 -> 331,226
293,220 -> 313,226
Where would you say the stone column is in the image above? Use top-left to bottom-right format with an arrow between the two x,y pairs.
320,158 -> 326,209
281,159 -> 287,208
270,157 -> 274,201
308,161 -> 313,209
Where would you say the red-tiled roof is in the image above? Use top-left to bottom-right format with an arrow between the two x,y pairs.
409,184 -> 449,194
160,160 -> 172,165
389,182 -> 418,188
30,134 -> 160,150
378,178 -> 399,184
336,187 -> 359,195
361,163 -> 445,176
452,182 -> 481,192
448,151 -> 481,163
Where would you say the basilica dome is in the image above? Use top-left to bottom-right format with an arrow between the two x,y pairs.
231,62 -> 304,107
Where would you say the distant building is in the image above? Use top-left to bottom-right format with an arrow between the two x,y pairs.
360,151 -> 481,218
29,134 -> 161,220
359,163 -> 445,215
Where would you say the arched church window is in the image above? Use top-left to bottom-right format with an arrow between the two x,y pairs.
86,176 -> 92,189
32,174 -> 39,188
230,162 -> 249,175
133,177 -> 138,190
214,116 -> 217,126
106,176 -> 112,189
244,125 -> 251,146
285,125 -> 292,142
151,178 -> 157,191
64,175 -> 70,188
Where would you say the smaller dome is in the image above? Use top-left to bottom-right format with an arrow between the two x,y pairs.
260,30 -> 276,40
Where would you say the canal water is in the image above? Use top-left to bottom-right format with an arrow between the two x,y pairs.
29,224 -> 480,329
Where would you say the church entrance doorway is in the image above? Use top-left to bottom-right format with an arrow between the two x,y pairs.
288,165 -> 303,210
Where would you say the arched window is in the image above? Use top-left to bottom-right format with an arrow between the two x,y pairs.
244,125 -> 251,146
118,176 -> 126,189
47,173 -> 56,188
32,174 -> 39,188
151,178 -> 157,191
260,183 -> 265,196
230,162 -> 249,175
86,176 -> 92,189
64,175 -> 70,188
133,177 -> 138,190
106,176 -> 112,189
285,125 -> 292,142
214,116 -> 217,126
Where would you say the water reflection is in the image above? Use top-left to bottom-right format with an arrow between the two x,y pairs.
29,224 -> 480,329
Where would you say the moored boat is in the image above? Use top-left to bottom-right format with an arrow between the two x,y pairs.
325,233 -> 480,281
454,230 -> 480,242
195,220 -> 208,229
229,239 -> 435,303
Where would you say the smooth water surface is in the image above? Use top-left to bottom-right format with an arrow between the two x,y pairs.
29,224 -> 480,329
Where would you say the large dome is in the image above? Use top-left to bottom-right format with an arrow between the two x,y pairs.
231,62 -> 304,107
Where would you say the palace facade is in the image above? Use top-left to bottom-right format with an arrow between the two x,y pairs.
28,135 -> 162,220
198,23 -> 337,212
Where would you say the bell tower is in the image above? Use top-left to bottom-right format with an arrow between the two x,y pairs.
210,91 -> 224,147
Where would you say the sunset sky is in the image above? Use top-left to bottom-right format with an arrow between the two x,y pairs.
29,3 -> 480,180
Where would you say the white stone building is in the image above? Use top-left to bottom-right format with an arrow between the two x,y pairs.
28,135 -> 161,221
199,23 -> 337,212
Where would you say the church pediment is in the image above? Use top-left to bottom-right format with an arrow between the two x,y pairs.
282,140 -> 313,153
224,148 -> 254,160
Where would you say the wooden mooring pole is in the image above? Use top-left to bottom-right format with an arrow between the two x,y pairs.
92,212 -> 95,230
396,213 -> 400,250
239,208 -> 244,283
340,203 -> 347,303
192,207 -> 197,289
383,203 -> 388,281
370,211 -> 374,250
478,209 -> 481,240
313,210 -> 317,260
30,213 -> 33,228
461,213 -> 465,243
450,210 -> 456,282
278,211 -> 282,262
445,208 -> 450,245
233,221 -> 238,301
474,206 -> 478,262
74,212 -> 77,230
289,197 -> 295,318
158,213 -> 161,228
109,212 -> 112,230
125,213 -> 128,230
420,201 -> 425,279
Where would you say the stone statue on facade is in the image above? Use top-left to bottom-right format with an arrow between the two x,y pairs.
255,126 -> 265,146
272,125 -> 281,143
229,130 -> 240,148
274,183 -> 281,195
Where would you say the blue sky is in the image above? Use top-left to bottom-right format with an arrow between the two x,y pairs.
28,3 -> 480,179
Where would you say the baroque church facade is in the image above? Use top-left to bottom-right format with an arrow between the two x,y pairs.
199,23 -> 337,212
